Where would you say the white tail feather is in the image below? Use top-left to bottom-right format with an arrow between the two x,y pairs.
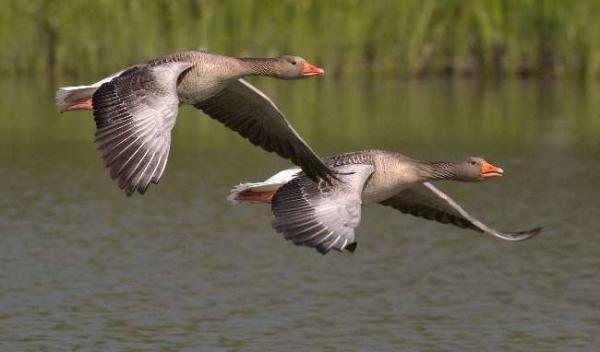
55,85 -> 97,110
227,167 -> 301,204
55,70 -> 124,110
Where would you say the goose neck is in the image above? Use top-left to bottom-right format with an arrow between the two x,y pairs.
420,161 -> 459,181
236,57 -> 280,77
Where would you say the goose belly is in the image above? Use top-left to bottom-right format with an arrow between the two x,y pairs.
362,181 -> 412,204
176,76 -> 225,105
360,159 -> 423,204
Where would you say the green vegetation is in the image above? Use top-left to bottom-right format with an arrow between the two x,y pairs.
3,0 -> 600,79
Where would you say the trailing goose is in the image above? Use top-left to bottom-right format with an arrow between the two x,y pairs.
229,150 -> 541,254
56,50 -> 331,195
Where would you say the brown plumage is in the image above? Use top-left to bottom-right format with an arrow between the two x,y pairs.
56,50 -> 331,195
230,150 -> 542,254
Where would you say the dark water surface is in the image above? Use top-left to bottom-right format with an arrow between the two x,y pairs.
1,78 -> 599,351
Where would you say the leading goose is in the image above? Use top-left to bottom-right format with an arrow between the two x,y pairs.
56,50 -> 332,195
228,150 -> 541,254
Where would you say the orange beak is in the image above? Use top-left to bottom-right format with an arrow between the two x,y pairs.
301,62 -> 325,77
480,161 -> 504,178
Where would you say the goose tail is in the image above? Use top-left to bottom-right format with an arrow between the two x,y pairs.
56,70 -> 124,112
227,167 -> 301,204
56,85 -> 98,112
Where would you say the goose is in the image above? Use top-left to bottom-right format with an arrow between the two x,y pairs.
56,50 -> 332,195
228,150 -> 541,254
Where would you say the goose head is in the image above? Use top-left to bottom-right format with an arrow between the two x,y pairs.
455,157 -> 504,181
273,55 -> 325,79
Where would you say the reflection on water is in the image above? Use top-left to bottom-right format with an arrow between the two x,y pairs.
0,78 -> 599,351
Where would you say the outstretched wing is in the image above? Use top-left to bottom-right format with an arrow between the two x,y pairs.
271,164 -> 374,254
195,79 -> 335,183
92,61 -> 192,195
380,182 -> 541,241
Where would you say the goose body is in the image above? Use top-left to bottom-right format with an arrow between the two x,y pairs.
56,50 -> 331,195
229,150 -> 541,254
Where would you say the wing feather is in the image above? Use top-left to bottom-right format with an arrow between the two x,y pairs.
92,61 -> 192,195
271,164 -> 374,254
195,79 -> 335,183
380,182 -> 541,241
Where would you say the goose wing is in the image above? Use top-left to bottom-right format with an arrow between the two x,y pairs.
92,61 -> 192,195
380,182 -> 541,241
271,164 -> 374,254
195,79 -> 335,183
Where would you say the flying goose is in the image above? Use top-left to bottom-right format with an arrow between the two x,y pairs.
229,150 -> 541,254
56,50 -> 332,195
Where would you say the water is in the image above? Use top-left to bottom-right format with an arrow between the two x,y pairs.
1,77 -> 599,351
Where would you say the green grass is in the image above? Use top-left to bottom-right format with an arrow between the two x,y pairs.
3,0 -> 600,79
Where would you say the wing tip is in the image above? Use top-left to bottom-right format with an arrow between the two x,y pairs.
313,240 -> 357,255
119,184 -> 149,196
345,242 -> 357,253
500,226 -> 543,241
316,246 -> 329,255
520,226 -> 543,238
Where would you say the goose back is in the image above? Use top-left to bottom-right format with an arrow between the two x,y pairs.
146,51 -> 243,104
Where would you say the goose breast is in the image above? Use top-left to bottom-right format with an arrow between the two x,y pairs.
175,54 -> 243,104
362,154 -> 425,204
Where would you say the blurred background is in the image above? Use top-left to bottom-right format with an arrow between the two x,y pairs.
5,0 -> 600,80
1,1 -> 599,351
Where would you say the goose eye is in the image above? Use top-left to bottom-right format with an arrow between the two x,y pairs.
470,161 -> 477,166
290,60 -> 297,65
